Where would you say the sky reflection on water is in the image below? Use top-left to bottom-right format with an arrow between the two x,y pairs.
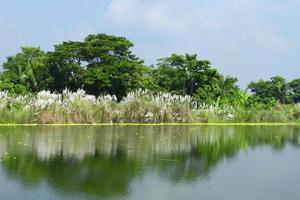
0,126 -> 299,200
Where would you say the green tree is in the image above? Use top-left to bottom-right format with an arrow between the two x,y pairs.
154,54 -> 218,96
248,76 -> 290,104
47,34 -> 147,99
153,54 -> 240,104
288,79 -> 300,103
83,34 -> 147,99
214,76 -> 245,106
1,47 -> 51,93
0,34 -> 246,104
47,41 -> 86,91
271,76 -> 290,104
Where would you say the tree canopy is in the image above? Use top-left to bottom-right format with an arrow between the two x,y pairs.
247,76 -> 298,104
152,54 -> 240,105
1,33 -> 299,105
1,34 -> 148,100
1,47 -> 50,94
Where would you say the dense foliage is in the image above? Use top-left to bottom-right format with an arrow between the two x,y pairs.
248,76 -> 293,104
152,54 -> 242,105
1,33 -> 300,110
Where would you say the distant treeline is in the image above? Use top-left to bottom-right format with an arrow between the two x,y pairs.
1,33 -> 299,106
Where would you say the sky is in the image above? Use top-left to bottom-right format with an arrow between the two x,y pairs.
0,0 -> 300,87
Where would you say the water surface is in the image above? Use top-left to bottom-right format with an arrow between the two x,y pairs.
0,126 -> 299,200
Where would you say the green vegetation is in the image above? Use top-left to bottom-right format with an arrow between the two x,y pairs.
0,89 -> 298,124
0,33 -> 300,123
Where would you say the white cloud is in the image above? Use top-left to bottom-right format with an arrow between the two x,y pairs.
103,0 -> 298,87
105,0 -> 293,51
105,0 -> 223,35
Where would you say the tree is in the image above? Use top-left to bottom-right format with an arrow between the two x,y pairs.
0,34 -> 244,104
154,54 -> 217,96
288,79 -> 300,103
47,41 -> 86,92
270,76 -> 290,103
214,76 -> 244,106
46,34 -> 147,99
153,53 -> 240,104
247,76 -> 290,104
82,34 -> 146,99
1,47 -> 51,93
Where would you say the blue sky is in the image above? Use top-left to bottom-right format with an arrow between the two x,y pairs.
0,0 -> 300,87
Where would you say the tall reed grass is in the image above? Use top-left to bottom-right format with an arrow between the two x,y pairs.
0,89 -> 299,124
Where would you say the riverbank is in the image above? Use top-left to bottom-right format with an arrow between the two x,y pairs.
0,122 -> 299,126
0,90 -> 299,124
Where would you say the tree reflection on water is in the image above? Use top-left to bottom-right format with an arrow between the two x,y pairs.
0,126 -> 299,199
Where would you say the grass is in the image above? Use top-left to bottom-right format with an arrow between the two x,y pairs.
0,122 -> 299,127
0,89 -> 299,124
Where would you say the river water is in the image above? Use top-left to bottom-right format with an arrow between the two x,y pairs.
0,125 -> 299,200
